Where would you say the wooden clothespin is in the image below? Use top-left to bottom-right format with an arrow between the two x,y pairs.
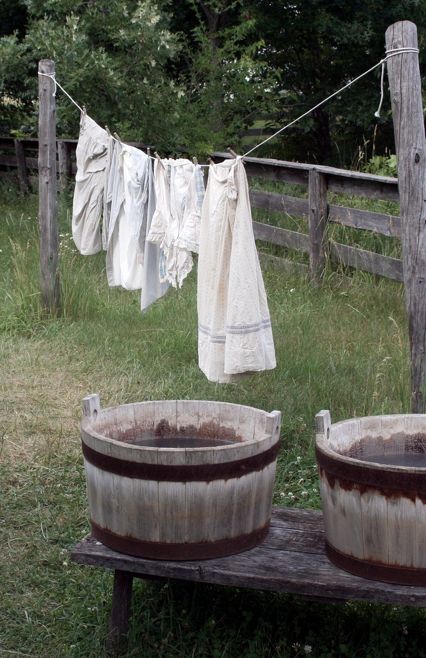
105,125 -> 111,136
207,156 -> 214,165
192,156 -> 198,165
228,147 -> 238,158
113,131 -> 122,143
146,146 -> 151,157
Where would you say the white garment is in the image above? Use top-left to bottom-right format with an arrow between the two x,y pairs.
72,112 -> 109,255
106,144 -> 149,290
102,134 -> 116,250
197,158 -> 276,383
147,158 -> 204,288
141,160 -> 170,311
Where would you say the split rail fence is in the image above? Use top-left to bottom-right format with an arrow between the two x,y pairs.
0,136 -> 401,284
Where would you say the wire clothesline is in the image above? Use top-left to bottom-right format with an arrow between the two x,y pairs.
38,46 -> 419,164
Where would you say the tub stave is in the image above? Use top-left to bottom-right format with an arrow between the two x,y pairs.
81,395 -> 281,560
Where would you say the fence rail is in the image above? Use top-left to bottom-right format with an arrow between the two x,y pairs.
0,137 -> 401,282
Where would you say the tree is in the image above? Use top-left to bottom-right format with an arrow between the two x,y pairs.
0,0 -> 183,146
251,0 -> 426,164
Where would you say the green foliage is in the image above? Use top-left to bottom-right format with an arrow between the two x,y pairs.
364,153 -> 398,177
250,0 -> 426,164
0,1 -> 183,144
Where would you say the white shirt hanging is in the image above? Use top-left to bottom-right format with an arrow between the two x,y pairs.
72,112 -> 109,255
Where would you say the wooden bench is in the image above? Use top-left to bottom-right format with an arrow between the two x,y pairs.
70,506 -> 426,651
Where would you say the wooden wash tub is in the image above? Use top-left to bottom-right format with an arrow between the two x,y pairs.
315,410 -> 426,585
81,395 -> 281,560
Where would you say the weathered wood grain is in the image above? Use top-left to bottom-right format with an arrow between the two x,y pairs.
329,241 -> 403,281
107,570 -> 133,652
71,506 -> 426,606
328,204 -> 401,238
386,21 -> 426,412
250,189 -> 309,217
308,169 -> 328,282
258,253 -> 309,274
38,59 -> 60,313
253,222 -> 310,252
14,139 -> 30,194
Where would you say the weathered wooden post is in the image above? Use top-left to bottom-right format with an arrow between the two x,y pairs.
308,168 -> 328,282
57,139 -> 72,190
38,58 -> 60,313
385,21 -> 426,412
14,138 -> 29,194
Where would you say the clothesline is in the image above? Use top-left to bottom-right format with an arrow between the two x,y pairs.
38,46 -> 418,162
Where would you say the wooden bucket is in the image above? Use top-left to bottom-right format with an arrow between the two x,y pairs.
81,395 -> 281,560
315,410 -> 426,585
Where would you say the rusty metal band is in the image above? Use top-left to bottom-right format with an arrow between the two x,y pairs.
315,445 -> 426,497
325,541 -> 426,586
82,440 -> 279,482
91,520 -> 269,560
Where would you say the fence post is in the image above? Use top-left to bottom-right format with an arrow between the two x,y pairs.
14,138 -> 30,194
308,168 -> 328,282
385,21 -> 426,412
57,139 -> 71,190
38,58 -> 60,314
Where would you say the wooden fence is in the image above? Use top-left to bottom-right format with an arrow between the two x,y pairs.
0,136 -> 401,283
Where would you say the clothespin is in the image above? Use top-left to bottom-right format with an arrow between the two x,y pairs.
207,156 -> 214,165
227,147 -> 238,158
114,131 -> 122,143
193,156 -> 198,165
105,125 -> 111,136
146,146 -> 151,157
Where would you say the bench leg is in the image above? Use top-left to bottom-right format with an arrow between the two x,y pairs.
106,570 -> 134,653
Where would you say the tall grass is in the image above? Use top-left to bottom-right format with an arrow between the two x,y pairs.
1,183 -> 422,658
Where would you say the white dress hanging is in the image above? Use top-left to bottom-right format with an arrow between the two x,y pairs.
197,158 -> 276,383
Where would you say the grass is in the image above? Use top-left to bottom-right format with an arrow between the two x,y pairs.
1,177 -> 425,657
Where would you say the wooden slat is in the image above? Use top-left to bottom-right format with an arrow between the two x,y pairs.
253,221 -> 310,252
327,176 -> 399,202
0,154 -> 17,166
330,241 -> 403,281
329,204 -> 401,238
70,507 -> 426,606
250,189 -> 308,217
213,152 -> 399,201
258,253 -> 309,274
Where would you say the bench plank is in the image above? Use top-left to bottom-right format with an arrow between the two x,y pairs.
71,507 -> 426,607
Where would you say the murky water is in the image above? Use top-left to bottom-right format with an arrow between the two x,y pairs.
360,452 -> 426,468
131,434 -> 235,448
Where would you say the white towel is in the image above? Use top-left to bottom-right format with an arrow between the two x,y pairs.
197,158 -> 276,383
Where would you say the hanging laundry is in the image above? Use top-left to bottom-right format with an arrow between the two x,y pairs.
106,143 -> 149,290
101,133 -> 116,250
72,112 -> 109,255
197,158 -> 276,383
140,159 -> 170,311
147,158 -> 204,288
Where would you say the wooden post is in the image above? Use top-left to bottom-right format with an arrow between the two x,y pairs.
57,139 -> 71,190
308,168 -> 328,283
385,21 -> 426,412
38,59 -> 60,313
106,570 -> 134,652
14,139 -> 30,194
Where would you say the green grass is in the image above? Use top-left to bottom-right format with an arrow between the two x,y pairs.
1,180 -> 424,657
